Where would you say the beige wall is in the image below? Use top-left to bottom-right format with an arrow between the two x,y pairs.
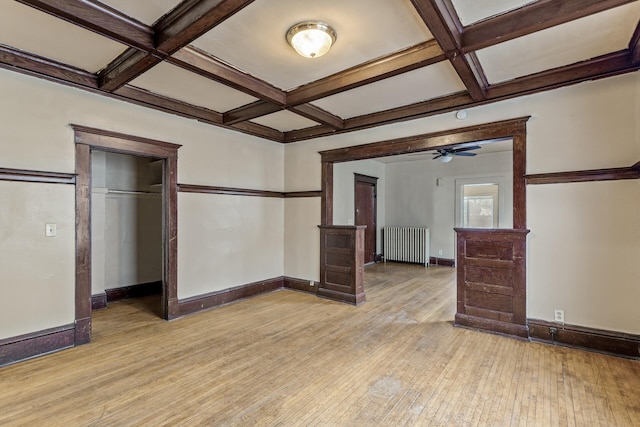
0,181 -> 75,339
284,72 -> 640,334
528,180 -> 640,334
177,193 -> 284,299
0,65 -> 638,341
0,68 -> 284,340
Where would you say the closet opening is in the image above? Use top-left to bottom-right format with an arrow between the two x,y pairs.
90,151 -> 164,316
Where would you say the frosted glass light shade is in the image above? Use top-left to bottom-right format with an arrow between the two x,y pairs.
286,21 -> 336,58
439,154 -> 453,163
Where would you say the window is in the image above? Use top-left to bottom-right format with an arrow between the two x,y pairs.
462,183 -> 499,228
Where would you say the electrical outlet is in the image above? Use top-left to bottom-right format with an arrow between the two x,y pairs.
554,309 -> 565,324
45,223 -> 57,237
309,280 -> 314,287
438,249 -> 443,256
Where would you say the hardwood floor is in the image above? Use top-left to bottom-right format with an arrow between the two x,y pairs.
1,263 -> 639,426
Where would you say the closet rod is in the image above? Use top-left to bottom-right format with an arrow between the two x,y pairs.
107,189 -> 161,195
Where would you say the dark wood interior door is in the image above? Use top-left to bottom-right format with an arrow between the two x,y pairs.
354,174 -> 377,264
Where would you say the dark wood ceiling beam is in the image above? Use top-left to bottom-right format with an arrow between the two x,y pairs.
284,92 -> 472,142
14,0 -> 154,51
286,40 -> 445,106
410,0 -> 487,101
169,47 -> 286,105
486,50 -> 634,99
289,104 -> 344,129
99,49 -> 161,91
462,0 -> 637,53
154,0 -> 255,53
223,40 -> 446,127
116,86 -> 283,140
630,21 -> 640,65
410,0 -> 459,51
448,52 -> 487,101
0,43 -> 98,88
99,0 -> 255,92
284,50 -> 639,142
0,45 -> 283,142
223,101 -> 283,125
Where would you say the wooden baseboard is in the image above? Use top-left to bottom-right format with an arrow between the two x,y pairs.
92,281 -> 162,310
106,281 -> 162,302
0,324 -> 75,367
455,313 -> 529,338
283,276 -> 319,294
429,257 -> 455,267
528,319 -> 640,359
178,277 -> 284,316
317,288 -> 366,306
91,293 -> 107,310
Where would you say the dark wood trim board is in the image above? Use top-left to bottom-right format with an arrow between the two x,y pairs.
91,293 -> 107,310
429,257 -> 455,267
106,281 -> 162,302
0,167 -> 76,184
92,281 -> 163,309
283,276 -> 320,295
177,277 -> 284,317
525,163 -> 640,185
179,184 -> 322,199
0,324 -> 75,367
528,319 -> 640,359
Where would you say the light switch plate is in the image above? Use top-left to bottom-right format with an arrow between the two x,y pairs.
45,223 -> 57,237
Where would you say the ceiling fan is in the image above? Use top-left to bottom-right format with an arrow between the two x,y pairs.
433,146 -> 481,163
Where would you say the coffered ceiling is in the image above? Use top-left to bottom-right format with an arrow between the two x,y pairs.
0,0 -> 638,143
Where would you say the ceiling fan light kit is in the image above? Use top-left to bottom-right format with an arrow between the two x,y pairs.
433,145 -> 481,162
286,21 -> 337,58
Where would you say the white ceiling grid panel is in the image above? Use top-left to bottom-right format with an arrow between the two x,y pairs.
130,62 -> 259,112
311,62 -> 466,119
451,0 -> 535,25
251,110 -> 320,132
96,0 -> 185,26
476,3 -> 640,84
191,0 -> 433,90
0,1 -> 127,73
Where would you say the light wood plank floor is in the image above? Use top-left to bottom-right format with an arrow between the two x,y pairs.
1,263 -> 639,426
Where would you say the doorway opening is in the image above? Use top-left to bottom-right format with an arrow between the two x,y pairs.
74,126 -> 180,345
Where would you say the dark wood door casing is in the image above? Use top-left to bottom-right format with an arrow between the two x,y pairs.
73,125 -> 181,345
354,174 -> 378,264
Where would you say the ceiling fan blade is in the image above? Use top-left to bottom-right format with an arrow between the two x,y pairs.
453,152 -> 477,157
432,154 -> 443,159
451,145 -> 481,153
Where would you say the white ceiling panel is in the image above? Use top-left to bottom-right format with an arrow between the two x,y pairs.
451,0 -> 534,26
130,62 -> 258,112
191,0 -> 433,90
311,62 -> 466,119
0,1 -> 126,73
97,0 -> 184,26
477,3 -> 640,84
251,110 -> 319,132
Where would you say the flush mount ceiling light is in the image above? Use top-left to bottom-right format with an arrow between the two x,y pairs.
286,21 -> 337,58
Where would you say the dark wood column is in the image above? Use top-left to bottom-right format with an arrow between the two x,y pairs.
454,228 -> 530,338
317,225 -> 366,305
